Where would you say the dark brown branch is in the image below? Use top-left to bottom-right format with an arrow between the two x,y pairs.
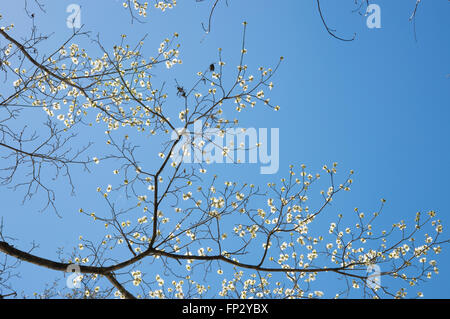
104,273 -> 136,299
0,29 -> 119,121
0,239 -> 367,278
316,0 -> 356,41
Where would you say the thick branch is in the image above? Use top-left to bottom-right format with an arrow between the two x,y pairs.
104,273 -> 136,299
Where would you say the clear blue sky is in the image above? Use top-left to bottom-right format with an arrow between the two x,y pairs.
0,0 -> 449,298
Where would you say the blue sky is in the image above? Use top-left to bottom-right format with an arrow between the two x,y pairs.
0,0 -> 449,298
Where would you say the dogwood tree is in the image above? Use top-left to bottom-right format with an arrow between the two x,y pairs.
0,1 -> 447,299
